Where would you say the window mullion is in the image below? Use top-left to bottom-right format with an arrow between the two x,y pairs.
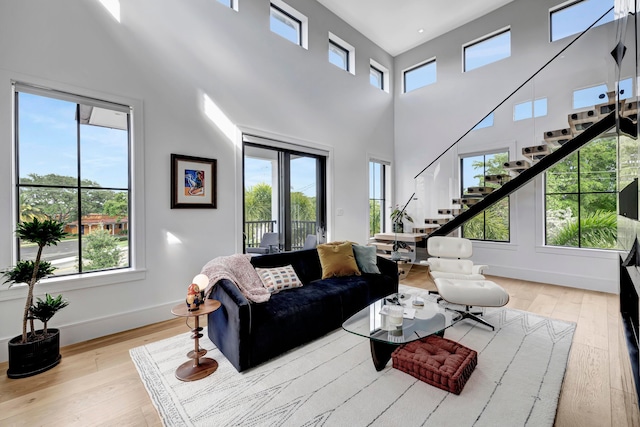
76,104 -> 83,272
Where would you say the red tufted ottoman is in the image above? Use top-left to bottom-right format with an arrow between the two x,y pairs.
391,335 -> 477,395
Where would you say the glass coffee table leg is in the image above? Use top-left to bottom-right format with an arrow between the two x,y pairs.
370,340 -> 399,371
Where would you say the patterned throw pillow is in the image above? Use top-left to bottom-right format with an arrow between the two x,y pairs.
255,265 -> 303,294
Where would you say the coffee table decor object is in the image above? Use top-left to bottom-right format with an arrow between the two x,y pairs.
342,292 -> 462,370
392,335 -> 478,394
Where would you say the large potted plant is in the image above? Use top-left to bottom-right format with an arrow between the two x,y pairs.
2,218 -> 69,379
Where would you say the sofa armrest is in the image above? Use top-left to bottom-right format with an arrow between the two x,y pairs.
376,256 -> 399,286
207,279 -> 252,372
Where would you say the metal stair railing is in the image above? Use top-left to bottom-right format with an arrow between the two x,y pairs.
431,112 -> 637,237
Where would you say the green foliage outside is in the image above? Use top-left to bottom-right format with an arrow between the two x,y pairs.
546,136 -> 618,249
103,192 -> 128,220
18,173 -> 130,274
244,183 -> 273,221
82,229 -> 123,271
20,173 -> 115,223
462,152 -> 510,241
244,183 -> 317,248
369,200 -> 382,237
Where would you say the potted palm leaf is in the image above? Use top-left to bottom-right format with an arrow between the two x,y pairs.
2,218 -> 69,379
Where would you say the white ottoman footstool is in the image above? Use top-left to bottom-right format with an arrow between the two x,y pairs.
433,278 -> 510,330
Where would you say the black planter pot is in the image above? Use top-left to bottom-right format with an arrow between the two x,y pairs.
7,329 -> 61,379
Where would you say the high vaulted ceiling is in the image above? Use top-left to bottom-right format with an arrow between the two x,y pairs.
316,0 -> 515,56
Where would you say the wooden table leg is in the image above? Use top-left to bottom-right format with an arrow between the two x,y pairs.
175,314 -> 218,381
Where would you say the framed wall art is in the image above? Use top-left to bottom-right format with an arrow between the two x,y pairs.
171,154 -> 217,209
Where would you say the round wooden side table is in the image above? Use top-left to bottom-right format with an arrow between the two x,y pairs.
171,298 -> 221,382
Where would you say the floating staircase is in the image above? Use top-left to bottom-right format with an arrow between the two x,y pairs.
421,95 -> 638,239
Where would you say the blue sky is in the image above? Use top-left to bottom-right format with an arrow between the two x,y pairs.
245,156 -> 317,197
18,93 -> 129,189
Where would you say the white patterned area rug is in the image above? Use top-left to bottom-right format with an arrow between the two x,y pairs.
130,286 -> 576,427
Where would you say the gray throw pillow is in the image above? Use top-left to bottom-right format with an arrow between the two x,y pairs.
352,244 -> 381,274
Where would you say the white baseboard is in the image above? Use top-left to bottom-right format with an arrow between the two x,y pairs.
0,300 -> 181,363
487,265 -> 618,294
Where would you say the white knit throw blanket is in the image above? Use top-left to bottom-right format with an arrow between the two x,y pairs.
200,254 -> 270,303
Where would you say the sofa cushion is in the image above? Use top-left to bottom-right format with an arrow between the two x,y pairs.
249,280 -> 346,363
255,264 -> 302,294
352,244 -> 381,274
317,241 -> 361,279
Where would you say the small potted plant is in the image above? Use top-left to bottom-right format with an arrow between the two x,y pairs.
2,218 -> 69,379
390,205 -> 413,233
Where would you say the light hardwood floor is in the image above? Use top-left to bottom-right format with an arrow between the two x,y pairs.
0,266 -> 639,426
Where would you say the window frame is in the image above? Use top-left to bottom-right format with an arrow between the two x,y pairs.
270,1 -> 308,49
5,81 -> 145,294
549,0 -> 614,42
514,98 -> 548,121
544,134 -> 618,249
463,28 -> 511,72
327,33 -> 355,75
216,0 -> 238,11
403,58 -> 437,94
459,151 -> 511,242
369,159 -> 391,237
369,59 -> 390,93
242,137 -> 327,252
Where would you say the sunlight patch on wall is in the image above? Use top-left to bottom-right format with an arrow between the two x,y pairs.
166,231 -> 182,245
98,0 -> 121,23
203,93 -> 239,145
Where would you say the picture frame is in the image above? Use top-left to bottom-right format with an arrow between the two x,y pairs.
171,154 -> 217,209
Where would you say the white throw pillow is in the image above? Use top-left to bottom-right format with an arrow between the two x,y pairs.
255,265 -> 303,294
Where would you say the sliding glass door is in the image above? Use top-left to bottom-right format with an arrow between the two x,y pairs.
243,140 -> 326,253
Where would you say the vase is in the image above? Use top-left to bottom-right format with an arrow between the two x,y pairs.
393,222 -> 404,233
7,329 -> 61,379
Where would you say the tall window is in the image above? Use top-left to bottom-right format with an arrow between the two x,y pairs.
460,152 -> 510,242
369,160 -> 389,237
15,85 -> 131,276
550,0 -> 614,42
464,29 -> 511,72
270,2 -> 307,48
243,137 -> 327,252
545,135 -> 617,249
403,59 -> 436,93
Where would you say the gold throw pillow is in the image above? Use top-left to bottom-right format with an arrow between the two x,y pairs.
316,241 -> 361,279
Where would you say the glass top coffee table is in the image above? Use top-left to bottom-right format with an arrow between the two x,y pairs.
342,292 -> 462,371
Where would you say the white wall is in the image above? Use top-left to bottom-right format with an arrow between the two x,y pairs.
393,0 -> 629,293
0,0 -> 394,362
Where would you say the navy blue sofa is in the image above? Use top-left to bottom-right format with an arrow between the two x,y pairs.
207,248 -> 398,372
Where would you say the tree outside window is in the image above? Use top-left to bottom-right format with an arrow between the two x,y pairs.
545,135 -> 617,249
461,152 -> 510,242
